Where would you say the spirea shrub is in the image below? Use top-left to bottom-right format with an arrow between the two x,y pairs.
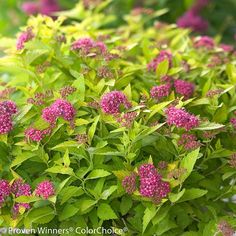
0,1 -> 236,235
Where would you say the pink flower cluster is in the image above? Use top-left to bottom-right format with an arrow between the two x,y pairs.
177,0 -> 209,33
165,106 -> 199,131
0,178 -> 55,217
217,220 -> 235,236
59,86 -> 76,99
150,84 -> 172,100
27,90 -> 53,106
0,100 -> 17,134
0,180 -> 11,207
220,44 -> 234,53
42,99 -> 76,125
25,127 -> 51,142
150,77 -> 195,101
22,0 -> 60,16
174,79 -> 195,99
71,37 -> 107,56
229,154 -> 236,168
178,133 -> 201,150
147,50 -> 172,72
116,112 -> 137,128
122,173 -> 137,194
11,179 -> 32,217
100,91 -> 131,114
230,112 -> 236,129
16,27 -> 34,50
138,164 -> 170,202
194,36 -> 215,49
35,180 -> 55,199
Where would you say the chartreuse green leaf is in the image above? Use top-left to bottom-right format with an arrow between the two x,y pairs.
88,115 -> 100,143
59,204 -> 79,221
177,188 -> 208,203
156,59 -> 169,78
143,205 -> 157,233
180,148 -> 200,182
59,186 -> 84,205
169,189 -> 186,203
97,203 -> 117,220
86,169 -> 111,180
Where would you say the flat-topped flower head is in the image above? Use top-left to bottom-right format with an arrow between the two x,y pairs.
71,37 -> 107,56
174,79 -> 195,99
165,106 -> 199,131
11,179 -> 31,197
0,101 -> 17,116
100,91 -> 131,114
22,2 -> 39,15
150,84 -> 171,100
35,180 -> 55,199
177,10 -> 208,33
0,179 -> 11,198
194,36 -> 214,49
42,99 -> 76,124
25,127 -> 51,142
122,173 -> 137,194
16,27 -> 34,50
147,50 -> 172,71
138,164 -> 159,179
220,44 -> 234,53
178,133 -> 201,150
0,114 -> 13,134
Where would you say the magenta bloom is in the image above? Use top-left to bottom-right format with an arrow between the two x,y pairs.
138,164 -> 170,200
25,127 -> 51,142
174,79 -> 195,99
147,51 -> 172,71
11,179 -> 31,197
0,179 -> 11,207
177,10 -> 208,33
178,133 -> 201,150
220,44 -> 234,52
16,27 -> 34,50
35,180 -> 55,199
122,173 -> 137,194
42,99 -> 76,124
150,84 -> 171,100
0,101 -> 17,116
230,118 -> 236,129
194,36 -> 214,49
22,0 -> 60,16
0,114 -> 13,134
100,91 -> 131,114
165,106 -> 199,131
71,37 -> 107,56
21,2 -> 39,15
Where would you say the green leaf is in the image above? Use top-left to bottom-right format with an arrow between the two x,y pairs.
101,186 -> 117,200
86,169 -> 111,180
88,115 -> 100,143
71,70 -> 85,102
194,122 -> 225,131
97,203 -> 117,220
46,166 -> 75,176
180,148 -> 200,182
156,59 -> 169,78
177,188 -> 208,203
59,204 -> 79,221
11,153 -> 35,168
120,196 -> 133,216
15,195 -> 41,203
59,186 -> 84,205
169,189 -> 186,203
143,205 -> 157,233
63,149 -> 70,167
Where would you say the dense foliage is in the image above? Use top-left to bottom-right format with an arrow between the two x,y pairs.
0,1 -> 236,235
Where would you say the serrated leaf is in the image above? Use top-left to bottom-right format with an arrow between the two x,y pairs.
120,196 -> 132,216
97,203 -> 117,220
86,169 -> 111,180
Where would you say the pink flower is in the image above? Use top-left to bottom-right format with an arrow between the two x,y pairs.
194,36 -> 214,49
42,99 -> 76,124
0,101 -> 17,116
178,133 -> 201,150
217,220 -> 235,236
177,10 -> 208,33
150,84 -> 171,100
35,180 -> 55,199
12,203 -> 30,218
122,173 -> 137,194
71,37 -> 107,56
21,2 -> 39,15
22,0 -> 60,16
165,106 -> 199,131
100,91 -> 131,114
25,127 -> 51,142
138,164 -> 170,200
11,179 -> 31,197
220,44 -> 234,52
0,179 -> 11,207
116,112 -> 137,128
174,79 -> 195,99
0,115 -> 13,134
147,51 -> 172,71
16,27 -> 34,50
230,118 -> 236,129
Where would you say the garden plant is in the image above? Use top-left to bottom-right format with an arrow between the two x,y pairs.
0,1 -> 236,236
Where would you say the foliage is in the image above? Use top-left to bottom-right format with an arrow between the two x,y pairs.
0,1 -> 236,235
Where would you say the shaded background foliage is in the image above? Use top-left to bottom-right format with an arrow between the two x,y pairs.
0,0 -> 236,44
